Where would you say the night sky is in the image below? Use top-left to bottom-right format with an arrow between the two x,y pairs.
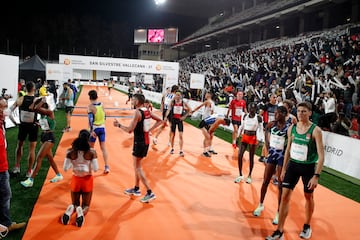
0,0 -> 207,60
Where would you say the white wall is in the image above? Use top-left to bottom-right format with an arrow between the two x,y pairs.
0,54 -> 19,99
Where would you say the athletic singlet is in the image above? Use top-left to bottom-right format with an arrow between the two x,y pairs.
268,121 -> 291,162
242,114 -> 260,131
70,151 -> 95,177
203,114 -> 220,125
290,123 -> 318,164
172,101 -> 184,119
93,103 -> 105,126
202,100 -> 215,120
134,107 -> 151,144
64,90 -> 74,107
163,93 -> 175,110
19,95 -> 37,124
39,115 -> 55,131
230,99 -> 246,121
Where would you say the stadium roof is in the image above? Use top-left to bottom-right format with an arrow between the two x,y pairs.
158,0 -> 241,18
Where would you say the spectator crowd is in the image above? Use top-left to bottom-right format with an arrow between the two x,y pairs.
177,24 -> 360,138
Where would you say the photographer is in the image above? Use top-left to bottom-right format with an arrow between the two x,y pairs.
1,88 -> 12,101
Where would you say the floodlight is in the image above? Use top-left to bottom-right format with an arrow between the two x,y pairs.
155,0 -> 166,6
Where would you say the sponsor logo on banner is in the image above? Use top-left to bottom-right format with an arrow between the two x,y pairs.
324,145 -> 343,156
64,59 -> 71,65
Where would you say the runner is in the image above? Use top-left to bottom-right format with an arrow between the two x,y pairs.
234,102 -> 263,184
87,90 -> 110,174
197,114 -> 230,157
61,129 -> 98,227
20,97 -> 63,187
153,85 -> 178,145
125,85 -> 134,105
191,91 -> 217,155
8,81 -> 38,177
113,94 -> 163,203
253,106 -> 291,225
164,91 -> 192,156
226,91 -> 247,149
266,102 -> 324,240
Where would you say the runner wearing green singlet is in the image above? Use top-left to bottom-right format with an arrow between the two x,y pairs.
266,102 -> 324,240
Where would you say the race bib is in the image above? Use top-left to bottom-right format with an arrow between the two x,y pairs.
143,118 -> 151,132
269,134 -> 285,150
235,108 -> 243,117
290,143 -> 308,161
39,118 -> 50,131
20,111 -> 35,123
74,163 -> 90,173
173,106 -> 183,114
268,113 -> 275,122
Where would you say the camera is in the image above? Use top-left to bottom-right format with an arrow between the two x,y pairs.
1,88 -> 12,100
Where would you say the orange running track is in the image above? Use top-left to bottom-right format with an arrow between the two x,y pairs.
22,85 -> 360,240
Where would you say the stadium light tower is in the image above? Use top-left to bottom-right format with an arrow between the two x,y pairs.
155,0 -> 166,6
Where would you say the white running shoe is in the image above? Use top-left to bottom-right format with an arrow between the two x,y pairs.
75,206 -> 84,227
299,225 -> 312,239
26,169 -> 33,178
61,205 -> 74,225
20,178 -> 33,188
152,138 -> 158,145
50,174 -> 63,183
246,177 -> 252,184
234,175 -> 244,183
12,167 -> 20,174
272,212 -> 279,225
253,204 -> 264,216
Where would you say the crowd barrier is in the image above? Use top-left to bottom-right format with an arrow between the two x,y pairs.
115,84 -> 360,180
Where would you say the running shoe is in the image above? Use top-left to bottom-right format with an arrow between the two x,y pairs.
253,204 -> 264,216
11,167 -> 20,174
246,176 -> 252,184
104,165 -> 110,174
170,149 -> 174,154
232,143 -> 237,149
167,142 -> 171,147
0,223 -> 8,238
299,224 -> 312,239
202,152 -> 211,158
62,127 -> 72,133
20,178 -> 33,188
209,149 -> 218,155
25,169 -> 33,178
152,138 -> 158,145
234,175 -> 244,183
124,188 -> 141,197
75,206 -> 84,227
61,204 -> 74,225
258,156 -> 265,162
272,177 -> 279,185
50,174 -> 63,183
140,192 -> 156,203
272,212 -> 279,225
179,151 -> 184,157
266,230 -> 284,240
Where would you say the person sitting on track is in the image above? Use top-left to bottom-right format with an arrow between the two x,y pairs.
61,129 -> 98,227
